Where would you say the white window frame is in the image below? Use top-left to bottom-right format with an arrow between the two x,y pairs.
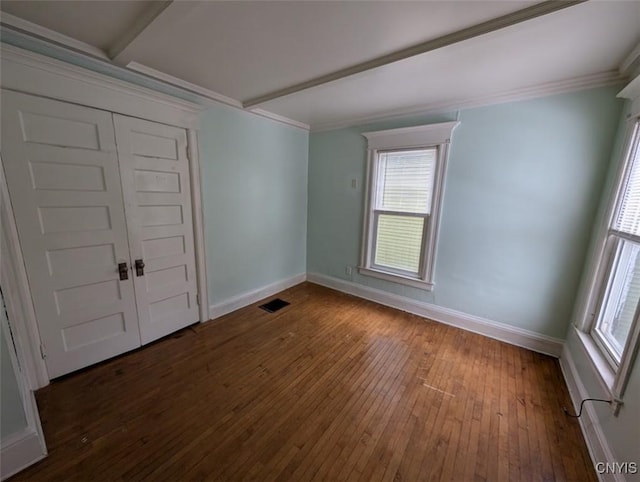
359,122 -> 459,290
578,110 -> 640,402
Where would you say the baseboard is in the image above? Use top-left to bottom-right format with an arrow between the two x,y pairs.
209,273 -> 306,319
307,272 -> 564,357
0,429 -> 45,480
559,345 -> 622,482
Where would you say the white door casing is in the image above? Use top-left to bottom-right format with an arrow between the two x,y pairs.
113,115 -> 199,344
1,46 -> 208,389
1,91 -> 141,378
2,91 -> 203,377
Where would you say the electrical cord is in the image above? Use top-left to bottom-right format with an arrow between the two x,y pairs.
563,398 -> 611,418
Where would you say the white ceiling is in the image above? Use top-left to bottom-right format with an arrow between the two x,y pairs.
118,1 -> 541,101
1,0 -> 639,130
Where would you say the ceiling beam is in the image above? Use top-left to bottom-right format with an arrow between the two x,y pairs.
107,0 -> 180,66
243,0 -> 587,108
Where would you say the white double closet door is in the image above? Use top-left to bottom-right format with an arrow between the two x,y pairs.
2,90 -> 199,378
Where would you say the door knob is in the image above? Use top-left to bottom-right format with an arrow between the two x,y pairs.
135,259 -> 145,276
118,262 -> 128,280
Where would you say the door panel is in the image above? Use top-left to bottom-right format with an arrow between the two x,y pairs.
113,115 -> 199,344
1,91 -> 141,378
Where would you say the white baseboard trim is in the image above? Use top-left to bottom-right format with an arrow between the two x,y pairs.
307,272 -> 564,357
559,345 -> 622,482
0,428 -> 45,481
209,273 -> 306,320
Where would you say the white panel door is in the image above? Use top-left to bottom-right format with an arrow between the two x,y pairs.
1,90 -> 141,378
113,115 -> 199,344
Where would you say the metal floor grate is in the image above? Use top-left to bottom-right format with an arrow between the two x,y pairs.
258,298 -> 290,313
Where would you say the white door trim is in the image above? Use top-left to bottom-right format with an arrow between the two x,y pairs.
187,129 -> 210,321
0,156 -> 50,389
0,425 -> 46,481
0,46 -> 210,386
0,174 -> 48,476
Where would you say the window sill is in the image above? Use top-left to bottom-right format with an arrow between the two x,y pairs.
573,326 -> 616,396
358,267 -> 434,291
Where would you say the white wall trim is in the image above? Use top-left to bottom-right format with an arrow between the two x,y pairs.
209,273 -> 306,320
618,75 -> 640,118
312,70 -> 626,132
362,121 -> 459,150
126,62 -> 310,131
248,108 -> 311,131
0,13 -> 109,60
0,28 -> 309,131
559,344 -> 622,482
0,43 -> 202,128
620,42 -> 640,77
0,156 -> 49,389
307,272 -> 563,357
0,159 -> 48,473
572,328 -> 616,397
187,129 -> 210,323
126,61 -> 243,108
0,427 -> 46,481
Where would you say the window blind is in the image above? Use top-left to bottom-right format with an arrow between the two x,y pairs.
610,242 -> 640,355
374,215 -> 424,273
614,124 -> 640,236
376,149 -> 436,214
373,148 -> 436,274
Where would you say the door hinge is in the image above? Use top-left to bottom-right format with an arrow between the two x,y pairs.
186,144 -> 191,160
196,294 -> 200,306
40,344 -> 46,359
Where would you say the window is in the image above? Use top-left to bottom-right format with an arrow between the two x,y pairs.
588,118 -> 640,398
360,122 -> 459,289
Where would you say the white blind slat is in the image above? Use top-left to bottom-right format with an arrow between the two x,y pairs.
375,149 -> 437,214
374,214 -> 425,273
614,132 -> 640,235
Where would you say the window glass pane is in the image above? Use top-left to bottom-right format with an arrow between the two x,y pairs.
374,214 -> 424,274
614,125 -> 640,235
597,240 -> 640,361
377,149 -> 436,214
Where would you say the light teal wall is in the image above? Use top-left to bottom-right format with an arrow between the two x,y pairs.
1,290 -> 27,439
199,104 -> 308,304
308,87 -> 624,338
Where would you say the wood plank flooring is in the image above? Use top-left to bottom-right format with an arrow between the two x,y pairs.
11,282 -> 596,481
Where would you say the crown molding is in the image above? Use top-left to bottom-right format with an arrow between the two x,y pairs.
1,43 -> 203,127
311,70 -> 627,132
0,23 -> 310,131
620,42 -> 640,78
247,108 -> 311,131
126,61 -> 243,108
127,62 -> 310,131
0,12 -> 109,60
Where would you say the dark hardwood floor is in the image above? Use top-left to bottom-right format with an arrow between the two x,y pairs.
11,282 -> 596,481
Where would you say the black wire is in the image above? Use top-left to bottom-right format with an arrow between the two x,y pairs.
563,398 -> 611,418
